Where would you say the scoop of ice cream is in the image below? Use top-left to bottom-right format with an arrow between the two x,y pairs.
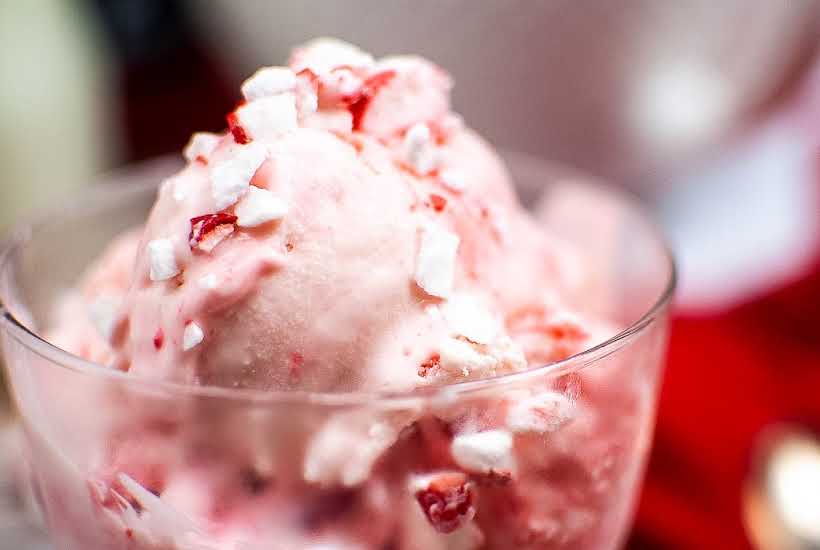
55,38 -> 600,394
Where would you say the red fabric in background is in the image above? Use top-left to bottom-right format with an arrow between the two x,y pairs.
628,176 -> 820,548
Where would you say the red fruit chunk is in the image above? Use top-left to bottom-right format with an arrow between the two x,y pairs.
348,70 -> 397,130
414,472 -> 476,534
227,111 -> 250,144
189,213 -> 238,253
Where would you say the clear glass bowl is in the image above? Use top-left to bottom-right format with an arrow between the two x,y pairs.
0,154 -> 674,550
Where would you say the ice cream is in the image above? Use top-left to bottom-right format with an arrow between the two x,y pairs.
62,38 -> 599,394
29,39 -> 665,550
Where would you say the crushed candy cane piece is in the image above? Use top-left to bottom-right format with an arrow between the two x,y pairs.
295,70 -> 319,118
439,338 -> 496,376
414,223 -> 459,298
210,142 -> 267,209
147,239 -> 179,281
429,194 -> 447,212
441,295 -> 500,345
234,95 -> 298,141
451,430 -> 515,475
182,132 -> 221,163
348,69 -> 396,130
172,180 -> 189,202
318,67 -> 364,106
87,295 -> 121,342
440,168 -> 468,192
198,274 -> 218,290
189,213 -> 237,253
403,123 -> 439,175
241,67 -> 296,101
235,187 -> 289,228
227,110 -> 250,144
506,391 -> 576,434
290,38 -> 374,75
182,322 -> 204,351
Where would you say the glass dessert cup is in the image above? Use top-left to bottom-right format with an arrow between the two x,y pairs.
0,154 -> 675,550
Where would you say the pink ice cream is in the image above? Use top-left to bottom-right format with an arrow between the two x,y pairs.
70,38 -> 599,393
32,39 -> 664,550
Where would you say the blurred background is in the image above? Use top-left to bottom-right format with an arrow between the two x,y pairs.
1,1 -> 819,548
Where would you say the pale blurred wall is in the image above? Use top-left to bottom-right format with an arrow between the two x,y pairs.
188,0 -> 820,187
0,1 -> 117,230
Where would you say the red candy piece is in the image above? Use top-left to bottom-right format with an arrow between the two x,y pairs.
348,70 -> 397,130
189,213 -> 238,252
297,68 -> 319,86
429,194 -> 447,212
428,120 -> 451,145
418,353 -> 441,377
153,328 -> 164,350
227,110 -> 250,144
415,472 -> 476,534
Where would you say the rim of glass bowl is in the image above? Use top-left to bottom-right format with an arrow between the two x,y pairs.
0,155 -> 676,408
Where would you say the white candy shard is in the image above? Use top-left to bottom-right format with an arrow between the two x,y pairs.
193,224 -> 234,254
319,68 -> 364,104
235,186 -> 289,228
403,122 -> 439,175
235,95 -> 298,141
439,338 -> 496,376
291,37 -> 375,75
415,223 -> 459,298
241,66 -> 296,101
304,413 -> 400,487
451,430 -> 515,474
295,75 -> 319,118
87,295 -> 122,341
147,239 -> 179,281
441,295 -> 499,345
440,168 -> 468,192
210,142 -> 267,209
182,132 -> 221,163
506,391 -> 576,434
424,304 -> 442,321
183,322 -> 204,351
198,273 -> 218,290
172,180 -> 188,202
